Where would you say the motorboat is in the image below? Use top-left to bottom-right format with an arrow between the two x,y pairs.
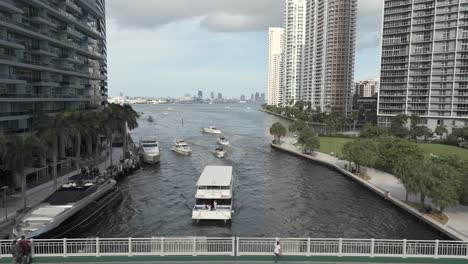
217,136 -> 230,146
147,115 -> 154,122
139,137 -> 161,164
12,174 -> 122,239
171,139 -> 192,155
203,126 -> 222,134
212,144 -> 226,158
192,166 -> 234,222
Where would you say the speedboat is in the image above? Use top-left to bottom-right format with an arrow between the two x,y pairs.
139,137 -> 161,164
203,126 -> 222,134
192,166 -> 234,222
172,139 -> 192,155
217,136 -> 230,146
147,115 -> 154,122
213,144 -> 226,158
12,174 -> 122,239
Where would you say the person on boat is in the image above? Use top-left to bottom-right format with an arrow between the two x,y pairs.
207,204 -> 211,211
18,235 -> 31,264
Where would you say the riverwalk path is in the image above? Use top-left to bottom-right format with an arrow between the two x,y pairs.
272,136 -> 468,241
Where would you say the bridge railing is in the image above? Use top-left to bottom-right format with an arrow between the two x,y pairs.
0,237 -> 466,259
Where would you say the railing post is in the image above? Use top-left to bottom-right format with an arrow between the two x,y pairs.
160,237 -> 164,256
30,238 -> 34,258
192,237 -> 196,256
236,237 -> 240,256
306,238 -> 311,257
96,237 -> 100,257
370,239 -> 375,258
231,237 -> 235,256
466,242 -> 468,259
338,238 -> 343,257
128,237 -> 132,256
63,238 -> 67,258
434,240 -> 438,259
402,239 -> 407,258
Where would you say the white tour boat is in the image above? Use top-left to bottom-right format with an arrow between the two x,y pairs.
212,145 -> 226,158
139,137 -> 160,164
217,136 -> 230,146
203,126 -> 222,134
171,139 -> 192,155
192,166 -> 234,222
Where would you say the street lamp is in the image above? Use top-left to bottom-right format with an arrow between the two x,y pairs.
1,186 -> 8,220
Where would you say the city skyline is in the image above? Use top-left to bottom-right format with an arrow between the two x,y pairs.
105,0 -> 383,98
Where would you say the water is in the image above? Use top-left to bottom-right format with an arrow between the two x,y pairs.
84,104 -> 443,239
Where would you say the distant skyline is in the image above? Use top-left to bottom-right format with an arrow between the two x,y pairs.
106,0 -> 382,97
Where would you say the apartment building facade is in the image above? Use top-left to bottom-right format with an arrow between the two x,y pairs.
267,27 -> 284,106
355,80 -> 379,97
0,0 -> 108,133
379,0 -> 468,131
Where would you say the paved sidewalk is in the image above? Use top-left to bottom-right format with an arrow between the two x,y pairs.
276,137 -> 468,241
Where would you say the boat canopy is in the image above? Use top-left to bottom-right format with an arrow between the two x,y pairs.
196,166 -> 232,187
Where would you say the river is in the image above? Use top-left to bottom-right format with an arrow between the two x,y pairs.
83,104 -> 443,239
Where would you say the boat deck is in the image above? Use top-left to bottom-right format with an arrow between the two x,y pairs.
0,255 -> 466,263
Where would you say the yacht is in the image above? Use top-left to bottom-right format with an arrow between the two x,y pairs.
192,166 -> 234,222
147,115 -> 154,122
171,139 -> 192,155
12,174 -> 122,239
203,126 -> 222,134
212,144 -> 226,158
217,136 -> 230,146
139,137 -> 161,164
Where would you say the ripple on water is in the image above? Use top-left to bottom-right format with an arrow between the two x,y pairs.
82,104 -> 444,240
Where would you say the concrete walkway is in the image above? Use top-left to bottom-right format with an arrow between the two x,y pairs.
274,137 -> 468,241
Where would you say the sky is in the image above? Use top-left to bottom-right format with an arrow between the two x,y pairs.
105,0 -> 384,98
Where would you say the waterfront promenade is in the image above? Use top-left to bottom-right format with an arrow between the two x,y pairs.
271,137 -> 468,241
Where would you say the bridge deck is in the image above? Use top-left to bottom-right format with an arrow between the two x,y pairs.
0,256 -> 466,264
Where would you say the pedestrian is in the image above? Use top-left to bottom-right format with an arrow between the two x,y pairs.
10,240 -> 19,264
18,235 -> 31,264
213,200 -> 217,210
273,241 -> 281,263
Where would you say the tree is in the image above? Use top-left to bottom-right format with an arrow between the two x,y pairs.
324,113 -> 345,134
289,120 -> 306,133
297,127 -> 320,152
428,161 -> 461,213
434,125 -> 448,139
342,139 -> 379,173
270,122 -> 287,144
392,156 -> 423,202
374,136 -> 424,173
359,124 -> 389,138
6,135 -> 45,208
0,130 -> 6,161
390,114 -> 409,138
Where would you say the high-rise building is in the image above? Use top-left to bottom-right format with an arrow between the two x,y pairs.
282,0 -> 306,105
261,93 -> 265,102
355,80 -> 379,98
255,92 -> 260,101
301,0 -> 357,114
267,27 -> 284,106
240,94 -> 246,101
379,0 -> 468,132
0,0 -> 108,133
251,93 -> 254,101
217,93 -> 222,100
197,90 -> 203,99
210,91 -> 214,100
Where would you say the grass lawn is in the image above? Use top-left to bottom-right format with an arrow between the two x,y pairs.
317,137 -> 468,161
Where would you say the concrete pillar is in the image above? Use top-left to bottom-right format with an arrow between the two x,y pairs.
74,134 -> 81,169
86,136 -> 93,155
58,134 -> 66,158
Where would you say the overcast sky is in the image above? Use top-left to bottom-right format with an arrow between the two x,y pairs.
106,0 -> 383,98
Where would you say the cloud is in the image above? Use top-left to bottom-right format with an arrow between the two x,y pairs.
106,0 -> 283,32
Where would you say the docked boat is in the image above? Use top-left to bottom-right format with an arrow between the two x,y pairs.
192,166 -> 234,222
171,139 -> 192,155
147,115 -> 154,122
139,137 -> 161,164
203,126 -> 222,134
212,144 -> 226,158
12,175 -> 122,239
217,136 -> 230,146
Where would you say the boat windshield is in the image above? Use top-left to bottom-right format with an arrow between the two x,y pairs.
143,143 -> 158,147
45,185 -> 97,205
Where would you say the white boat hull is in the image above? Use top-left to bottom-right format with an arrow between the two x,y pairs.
172,147 -> 192,155
217,140 -> 230,146
213,151 -> 226,158
203,128 -> 222,134
192,209 -> 232,221
141,153 -> 160,164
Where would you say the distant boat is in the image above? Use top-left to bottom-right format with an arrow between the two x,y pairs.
139,137 -> 160,164
212,144 -> 227,159
246,107 -> 251,110
147,115 -> 154,122
167,108 -> 174,110
172,139 -> 192,155
217,136 -> 230,146
163,112 -> 168,116
224,107 -> 231,109
203,126 -> 222,134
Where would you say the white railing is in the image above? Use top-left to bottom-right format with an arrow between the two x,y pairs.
0,237 -> 466,259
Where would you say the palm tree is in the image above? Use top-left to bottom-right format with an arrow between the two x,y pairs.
34,112 -> 78,190
435,125 -> 448,139
6,134 -> 45,208
0,130 -> 6,161
120,104 -> 140,158
270,122 -> 287,144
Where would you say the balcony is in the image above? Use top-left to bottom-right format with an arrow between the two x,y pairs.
0,74 -> 28,84
0,36 -> 25,50
0,1 -> 24,14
